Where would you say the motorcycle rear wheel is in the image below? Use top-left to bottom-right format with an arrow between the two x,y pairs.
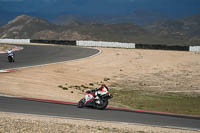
8,56 -> 14,62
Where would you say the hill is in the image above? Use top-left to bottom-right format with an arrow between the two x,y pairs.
0,15 -> 151,42
0,15 -> 56,39
147,14 -> 200,45
0,14 -> 200,45
0,15 -> 91,40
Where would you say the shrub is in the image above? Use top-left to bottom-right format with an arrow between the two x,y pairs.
63,87 -> 68,90
58,85 -> 63,88
89,83 -> 94,86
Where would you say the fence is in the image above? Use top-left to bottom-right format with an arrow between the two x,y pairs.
1,39 -> 200,52
189,46 -> 200,52
0,39 -> 30,44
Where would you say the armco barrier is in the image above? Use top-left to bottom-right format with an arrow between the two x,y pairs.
1,39 -> 200,52
189,46 -> 200,52
135,44 -> 190,51
77,40 -> 135,48
30,40 -> 76,46
0,39 -> 30,44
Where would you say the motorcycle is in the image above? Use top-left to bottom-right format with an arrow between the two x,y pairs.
8,55 -> 14,63
78,87 -> 113,110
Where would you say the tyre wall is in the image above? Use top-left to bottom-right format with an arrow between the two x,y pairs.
0,39 -> 200,52
135,44 -> 189,51
30,40 -> 76,46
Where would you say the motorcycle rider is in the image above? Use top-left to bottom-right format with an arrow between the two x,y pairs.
93,84 -> 109,102
78,84 -> 112,109
8,49 -> 14,56
7,49 -> 14,62
84,84 -> 110,103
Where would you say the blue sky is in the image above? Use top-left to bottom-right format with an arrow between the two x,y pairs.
0,0 -> 200,19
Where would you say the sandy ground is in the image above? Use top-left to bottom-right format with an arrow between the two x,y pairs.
0,44 -> 15,52
1,44 -> 200,132
0,45 -> 200,102
0,112 -> 199,133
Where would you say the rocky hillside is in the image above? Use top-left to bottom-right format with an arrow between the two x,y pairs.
52,10 -> 167,25
0,14 -> 200,45
0,15 -> 91,40
0,15 -> 55,39
0,15 -> 151,42
147,14 -> 200,45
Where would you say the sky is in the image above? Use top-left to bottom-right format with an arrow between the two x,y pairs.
0,0 -> 200,20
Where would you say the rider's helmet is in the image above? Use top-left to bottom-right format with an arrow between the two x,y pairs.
8,49 -> 12,52
8,49 -> 12,54
100,84 -> 109,92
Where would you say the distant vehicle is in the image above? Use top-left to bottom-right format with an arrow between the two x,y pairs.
78,84 -> 113,110
7,49 -> 14,63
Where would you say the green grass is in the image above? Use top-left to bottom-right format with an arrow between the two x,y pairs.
110,89 -> 200,115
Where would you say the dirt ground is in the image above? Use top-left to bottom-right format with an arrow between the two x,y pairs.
0,45 -> 200,102
1,44 -> 200,132
0,44 -> 15,52
0,112 -> 199,133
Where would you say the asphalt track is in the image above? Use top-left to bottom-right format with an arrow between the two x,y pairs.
0,44 -> 99,70
0,44 -> 200,131
0,96 -> 200,131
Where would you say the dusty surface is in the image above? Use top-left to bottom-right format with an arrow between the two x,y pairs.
0,112 -> 199,133
1,44 -> 200,132
1,46 -> 200,102
0,44 -> 15,52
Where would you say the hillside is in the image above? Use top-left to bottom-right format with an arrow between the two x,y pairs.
147,14 -> 200,45
52,10 -> 167,25
0,15 -> 91,40
0,15 -> 151,42
0,14 -> 200,45
0,15 -> 57,39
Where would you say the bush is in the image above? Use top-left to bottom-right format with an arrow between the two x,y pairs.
63,87 -> 68,90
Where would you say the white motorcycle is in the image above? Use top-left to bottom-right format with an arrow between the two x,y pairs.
78,85 -> 113,110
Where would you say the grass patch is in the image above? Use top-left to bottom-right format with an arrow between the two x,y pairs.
58,85 -> 63,88
62,87 -> 68,90
89,83 -> 94,86
58,85 -> 68,90
81,84 -> 88,89
110,89 -> 200,115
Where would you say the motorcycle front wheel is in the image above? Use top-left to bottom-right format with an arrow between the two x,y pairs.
96,99 -> 108,110
78,98 -> 85,108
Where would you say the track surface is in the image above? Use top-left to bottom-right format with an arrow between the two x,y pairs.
0,44 -> 99,70
0,44 -> 200,131
0,96 -> 200,131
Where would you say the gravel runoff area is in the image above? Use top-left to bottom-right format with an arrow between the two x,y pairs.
0,44 -> 15,52
1,44 -> 200,132
0,112 -> 199,133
